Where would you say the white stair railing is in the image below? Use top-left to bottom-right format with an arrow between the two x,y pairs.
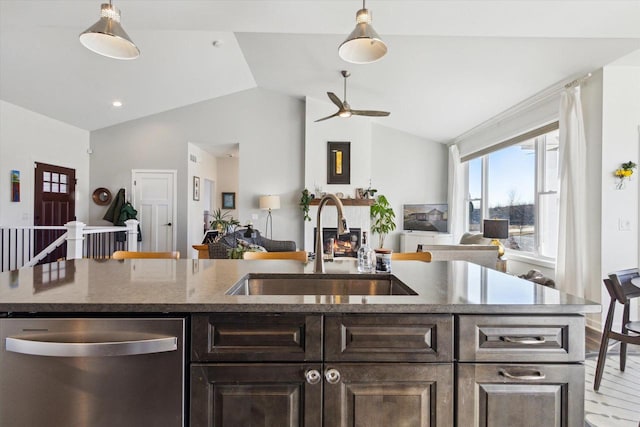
0,220 -> 139,272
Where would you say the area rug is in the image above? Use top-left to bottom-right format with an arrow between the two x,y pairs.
585,353 -> 640,426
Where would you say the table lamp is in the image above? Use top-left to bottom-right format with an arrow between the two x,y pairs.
483,219 -> 509,259
259,195 -> 280,239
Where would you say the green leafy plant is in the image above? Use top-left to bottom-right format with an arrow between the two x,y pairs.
209,208 -> 240,233
299,188 -> 313,222
370,194 -> 396,248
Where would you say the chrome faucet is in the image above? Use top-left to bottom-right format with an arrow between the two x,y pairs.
314,193 -> 349,273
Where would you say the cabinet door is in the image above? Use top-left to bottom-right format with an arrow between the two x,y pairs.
323,363 -> 453,427
457,363 -> 584,427
190,363 -> 322,427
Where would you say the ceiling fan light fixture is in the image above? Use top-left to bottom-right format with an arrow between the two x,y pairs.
339,110 -> 352,118
79,2 -> 140,60
338,6 -> 387,64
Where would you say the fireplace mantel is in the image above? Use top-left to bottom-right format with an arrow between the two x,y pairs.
309,198 -> 374,206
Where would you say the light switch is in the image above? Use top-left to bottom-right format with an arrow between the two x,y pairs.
619,218 -> 632,231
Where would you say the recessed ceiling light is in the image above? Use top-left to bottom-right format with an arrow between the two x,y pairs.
112,100 -> 123,107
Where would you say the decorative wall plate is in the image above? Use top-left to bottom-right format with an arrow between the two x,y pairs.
92,187 -> 112,205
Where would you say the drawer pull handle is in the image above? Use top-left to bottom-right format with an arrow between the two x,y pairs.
325,368 -> 341,384
499,369 -> 546,381
501,336 -> 546,345
305,369 -> 321,385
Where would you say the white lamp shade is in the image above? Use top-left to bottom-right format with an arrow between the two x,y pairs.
79,3 -> 139,60
259,195 -> 280,210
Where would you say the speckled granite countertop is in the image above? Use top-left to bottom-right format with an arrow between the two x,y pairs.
0,259 -> 599,314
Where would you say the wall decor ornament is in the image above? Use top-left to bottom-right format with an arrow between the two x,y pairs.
222,192 -> 236,209
614,161 -> 636,189
193,176 -> 200,201
10,170 -> 20,202
327,141 -> 351,184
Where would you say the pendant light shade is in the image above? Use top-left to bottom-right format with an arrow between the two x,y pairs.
79,2 -> 139,60
338,3 -> 387,64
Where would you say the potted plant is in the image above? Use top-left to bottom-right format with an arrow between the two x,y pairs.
209,208 -> 240,234
299,188 -> 313,222
370,194 -> 396,248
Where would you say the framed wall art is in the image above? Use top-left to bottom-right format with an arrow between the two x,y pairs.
193,176 -> 200,201
222,192 -> 236,209
327,141 -> 350,184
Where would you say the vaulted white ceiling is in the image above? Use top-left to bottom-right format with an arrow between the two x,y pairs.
1,0 -> 639,142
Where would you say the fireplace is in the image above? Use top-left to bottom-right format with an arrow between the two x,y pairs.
314,228 -> 361,258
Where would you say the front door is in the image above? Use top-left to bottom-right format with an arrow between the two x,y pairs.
33,163 -> 76,262
132,170 -> 176,252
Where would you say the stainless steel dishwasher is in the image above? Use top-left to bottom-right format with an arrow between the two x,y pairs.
0,317 -> 185,426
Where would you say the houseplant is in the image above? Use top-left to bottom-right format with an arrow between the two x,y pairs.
299,188 -> 313,222
370,194 -> 396,248
208,208 -> 240,233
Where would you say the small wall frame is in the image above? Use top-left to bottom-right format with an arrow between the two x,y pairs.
193,176 -> 200,201
222,192 -> 236,209
327,141 -> 351,184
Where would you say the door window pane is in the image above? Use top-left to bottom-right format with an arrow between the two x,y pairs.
60,174 -> 67,184
52,183 -> 59,193
60,184 -> 67,193
52,173 -> 59,183
43,182 -> 51,192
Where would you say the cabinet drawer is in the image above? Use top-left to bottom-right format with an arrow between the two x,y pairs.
191,314 -> 322,362
457,363 -> 584,427
457,315 -> 584,362
325,314 -> 453,362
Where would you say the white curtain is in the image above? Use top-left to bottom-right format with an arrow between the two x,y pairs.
556,86 -> 588,297
448,145 -> 466,243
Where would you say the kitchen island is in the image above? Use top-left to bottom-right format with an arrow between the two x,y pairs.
0,258 -> 599,427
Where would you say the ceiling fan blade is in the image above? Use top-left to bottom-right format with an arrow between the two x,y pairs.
327,92 -> 343,109
315,112 -> 340,122
351,110 -> 390,117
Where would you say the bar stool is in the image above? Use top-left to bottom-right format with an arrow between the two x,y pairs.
593,268 -> 640,391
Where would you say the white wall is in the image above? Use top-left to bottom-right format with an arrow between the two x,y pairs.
187,142 -> 218,258
372,124 -> 449,251
0,100 -> 90,225
599,64 -> 640,328
89,88 -> 304,256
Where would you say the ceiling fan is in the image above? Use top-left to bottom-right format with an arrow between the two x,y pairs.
315,70 -> 390,122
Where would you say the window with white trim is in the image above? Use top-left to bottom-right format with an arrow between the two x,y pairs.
467,124 -> 559,259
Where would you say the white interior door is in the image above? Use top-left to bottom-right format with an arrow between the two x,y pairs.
132,170 -> 177,252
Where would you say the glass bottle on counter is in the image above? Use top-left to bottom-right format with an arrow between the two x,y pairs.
357,231 -> 376,272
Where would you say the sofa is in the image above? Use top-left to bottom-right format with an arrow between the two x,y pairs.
417,232 -> 500,269
198,228 -> 296,259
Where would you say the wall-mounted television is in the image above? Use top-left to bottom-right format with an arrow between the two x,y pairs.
403,204 -> 448,232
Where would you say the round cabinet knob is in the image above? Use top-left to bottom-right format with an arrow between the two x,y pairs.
305,369 -> 321,385
325,368 -> 341,384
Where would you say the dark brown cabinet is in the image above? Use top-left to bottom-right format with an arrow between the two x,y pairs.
456,315 -> 585,427
324,363 -> 453,427
190,363 -> 322,427
190,313 -> 454,427
189,313 -> 585,427
457,364 -> 584,427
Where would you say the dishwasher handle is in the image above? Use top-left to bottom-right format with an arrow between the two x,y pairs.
5,336 -> 177,358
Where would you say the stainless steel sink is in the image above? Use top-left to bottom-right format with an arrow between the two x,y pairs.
226,273 -> 418,296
